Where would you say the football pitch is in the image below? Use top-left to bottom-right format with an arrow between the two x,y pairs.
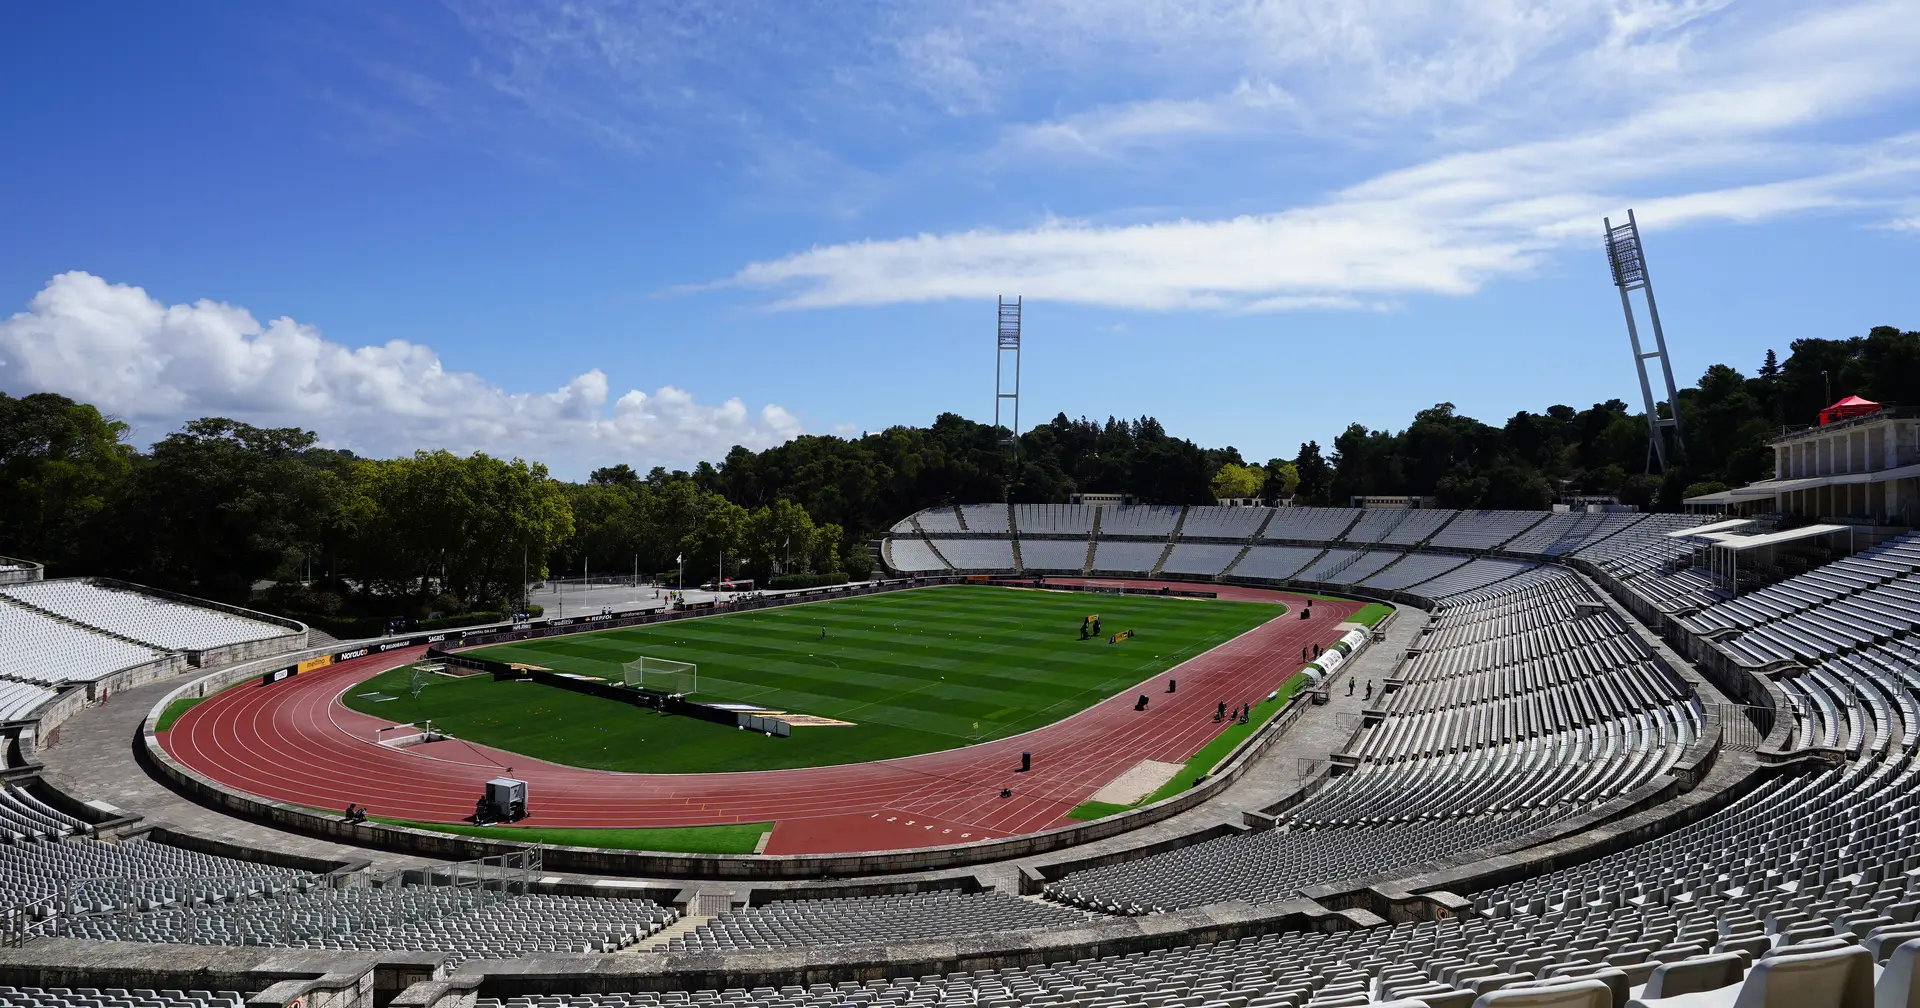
342,584 -> 1281,774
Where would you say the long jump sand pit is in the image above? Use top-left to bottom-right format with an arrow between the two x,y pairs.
1088,759 -> 1186,805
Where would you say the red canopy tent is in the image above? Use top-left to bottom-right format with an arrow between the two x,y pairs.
1819,395 -> 1881,425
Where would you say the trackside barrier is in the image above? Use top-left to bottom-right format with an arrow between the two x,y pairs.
1301,626 -> 1373,683
991,577 -> 1219,600
470,661 -> 794,737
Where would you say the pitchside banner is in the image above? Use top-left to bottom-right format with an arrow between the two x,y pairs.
260,630 -> 470,685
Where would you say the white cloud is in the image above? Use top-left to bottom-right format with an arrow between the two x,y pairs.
717,1 -> 1920,313
0,272 -> 801,475
1002,81 -> 1296,157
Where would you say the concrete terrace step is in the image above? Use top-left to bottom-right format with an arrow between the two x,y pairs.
628,913 -> 715,951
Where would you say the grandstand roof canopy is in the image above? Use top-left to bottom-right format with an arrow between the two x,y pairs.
1695,523 -> 1851,551
1664,518 -> 1755,538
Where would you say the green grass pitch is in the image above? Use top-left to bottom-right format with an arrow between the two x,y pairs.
342,584 -> 1280,774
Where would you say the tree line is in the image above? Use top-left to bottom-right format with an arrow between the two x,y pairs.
1309,327 -> 1919,510
2,325 -> 1910,625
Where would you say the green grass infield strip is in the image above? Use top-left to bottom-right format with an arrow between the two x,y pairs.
375,819 -> 772,854
341,584 -> 1282,774
1067,671 -> 1311,821
294,805 -> 771,854
155,697 -> 207,732
1350,603 -> 1394,627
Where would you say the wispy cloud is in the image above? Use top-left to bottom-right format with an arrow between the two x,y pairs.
714,1 -> 1920,312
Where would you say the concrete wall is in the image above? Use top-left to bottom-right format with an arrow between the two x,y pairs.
461,899 -> 1377,997
17,684 -> 90,756
0,556 -> 42,586
140,824 -> 366,877
0,940 -> 433,1008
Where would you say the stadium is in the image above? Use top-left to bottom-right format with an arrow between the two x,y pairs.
5,7 -> 1920,1005
6,428 -> 1920,1007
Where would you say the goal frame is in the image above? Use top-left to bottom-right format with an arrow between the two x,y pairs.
621,655 -> 698,696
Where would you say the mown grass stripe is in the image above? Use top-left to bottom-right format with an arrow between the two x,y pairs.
348,585 -> 1285,773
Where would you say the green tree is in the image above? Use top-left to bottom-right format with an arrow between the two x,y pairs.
1208,462 -> 1265,499
0,392 -> 134,570
1292,442 -> 1333,504
108,419 -> 345,601
350,450 -> 572,608
1261,459 -> 1300,502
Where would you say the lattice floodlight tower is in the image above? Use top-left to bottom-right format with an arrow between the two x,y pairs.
1604,209 -> 1686,472
995,296 -> 1022,460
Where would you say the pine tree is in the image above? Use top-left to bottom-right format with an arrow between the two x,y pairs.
1759,349 -> 1780,378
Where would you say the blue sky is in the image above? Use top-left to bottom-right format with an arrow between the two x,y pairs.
3,1 -> 1918,478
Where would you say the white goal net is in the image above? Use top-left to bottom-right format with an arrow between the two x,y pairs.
621,655 -> 698,696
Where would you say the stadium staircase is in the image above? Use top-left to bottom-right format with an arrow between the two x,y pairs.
1277,510 -> 1370,583
1216,508 -> 1279,581
1078,509 -> 1103,576
1338,549 -> 1408,585
1456,510 -> 1556,557
1581,512 -> 1656,554
1147,507 -> 1188,577
304,626 -> 344,647
1407,512 -> 1456,550
1494,511 -> 1555,552
918,532 -> 956,571
630,913 -> 714,951
1320,506 -> 1428,576
950,504 -> 969,530
1351,506 -> 1466,583
1005,503 -> 1024,572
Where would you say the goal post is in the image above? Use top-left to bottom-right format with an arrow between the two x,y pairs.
621,656 -> 698,696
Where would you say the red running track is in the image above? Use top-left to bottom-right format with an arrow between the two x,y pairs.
163,583 -> 1357,855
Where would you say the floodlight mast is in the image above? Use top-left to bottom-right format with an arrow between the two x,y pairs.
994,296 -> 1022,461
1604,209 -> 1686,472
